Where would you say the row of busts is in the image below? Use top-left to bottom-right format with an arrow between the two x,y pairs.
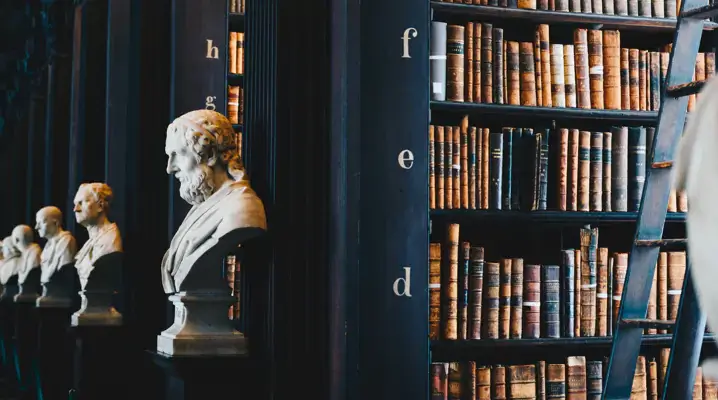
0,182 -> 122,325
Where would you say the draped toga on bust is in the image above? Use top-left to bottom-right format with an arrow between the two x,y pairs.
40,230 -> 77,283
17,243 -> 41,284
161,179 -> 267,294
75,223 -> 122,288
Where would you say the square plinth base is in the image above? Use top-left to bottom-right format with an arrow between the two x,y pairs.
68,326 -> 130,400
156,332 -> 248,357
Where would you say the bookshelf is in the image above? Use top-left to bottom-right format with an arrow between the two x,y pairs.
355,0 -> 714,398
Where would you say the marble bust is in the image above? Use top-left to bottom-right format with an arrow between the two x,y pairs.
12,225 -> 42,302
36,206 -> 77,283
158,109 -> 266,356
161,109 -> 266,294
73,182 -> 123,289
0,236 -> 20,289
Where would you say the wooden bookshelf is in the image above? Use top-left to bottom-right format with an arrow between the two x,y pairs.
430,209 -> 687,223
229,12 -> 244,31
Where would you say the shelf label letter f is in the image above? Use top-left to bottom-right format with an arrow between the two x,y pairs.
401,28 -> 418,59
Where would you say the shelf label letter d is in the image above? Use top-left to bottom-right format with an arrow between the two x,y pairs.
401,28 -> 418,59
393,267 -> 412,297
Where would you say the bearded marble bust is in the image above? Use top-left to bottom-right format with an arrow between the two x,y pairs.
73,182 -> 123,289
0,236 -> 20,285
36,206 -> 77,283
13,225 -> 41,285
162,109 -> 267,294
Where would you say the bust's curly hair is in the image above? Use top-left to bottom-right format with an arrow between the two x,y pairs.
79,182 -> 113,212
167,110 -> 245,181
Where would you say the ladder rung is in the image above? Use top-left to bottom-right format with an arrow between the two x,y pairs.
682,3 -> 718,19
635,238 -> 687,247
652,161 -> 673,169
620,318 -> 676,329
667,80 -> 707,97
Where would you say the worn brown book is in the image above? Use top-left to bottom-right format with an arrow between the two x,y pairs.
229,32 -> 238,75
507,41 -> 521,106
484,262 -> 500,338
444,224 -> 460,340
437,126 -> 445,209
539,25 -> 552,107
557,128 -> 569,211
500,258 -> 512,339
519,0 -> 538,7
494,28 -> 505,105
568,129 -> 579,211
602,131 -> 612,211
482,24 -> 493,104
522,264 -> 541,339
537,361 -> 546,400
445,126 -> 453,209
629,49 -> 639,110
649,52 -> 660,111
430,126 -> 436,209
547,364 -> 565,399
639,50 -> 648,111
667,251 -> 686,326
696,53 -> 706,103
476,127 -> 483,208
535,31 -> 543,107
430,243 -> 442,340
474,26 -> 482,103
612,253 -> 628,331
603,31 -> 621,110
447,25 -> 465,102
494,365 -> 508,400
597,247 -> 609,336
508,365 -> 537,400
453,126 -> 461,209
652,0 -> 665,16
460,243 -> 470,339
704,374 -> 718,400
449,362 -> 462,400
567,356 -> 587,400
621,48 -> 630,109
477,366 -> 491,400
587,361 -> 602,400
657,252 -> 668,334
615,0 -> 629,14
574,29 -> 591,109
648,359 -> 658,400
228,85 -> 240,125
511,258 -> 524,339
431,363 -> 449,400
466,23 -> 475,103
578,131 -> 591,212
482,128 -> 490,209
632,357 -> 647,400
646,262 -> 657,335
551,44 -> 566,108
564,45 -> 577,108
706,52 -> 716,79
461,119 -> 470,209
470,127 -> 477,209
236,32 -> 245,74
659,349 -> 670,398
520,42 -> 538,106
588,30 -> 604,109
695,368 -> 705,400
611,126 -> 628,211
580,227 -> 598,337
590,132 -> 603,211
575,249 -> 582,337
469,247 -> 484,339
604,0 -> 616,14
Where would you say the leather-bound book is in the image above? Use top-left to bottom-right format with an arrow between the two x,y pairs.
508,42 -> 521,105
558,128 -> 569,211
431,22 -> 448,101
430,243 -> 442,340
627,126 -> 646,212
538,129 -> 551,210
503,128 -> 515,210
639,0 -> 651,15
580,227 -> 598,337
482,24 -> 493,104
547,364 -> 566,399
649,52 -> 660,111
602,132 -> 612,211
568,129 -> 580,211
589,132 -> 604,211
437,126 -> 445,209
621,49 -> 630,109
588,30 -> 604,109
535,31 -> 543,107
564,45 -> 577,108
696,368 -> 705,400
430,126 -> 436,209
615,0 -> 629,14
629,49 -> 640,110
444,224 -> 460,340
667,251 -> 686,326
648,359 -> 658,400
593,0 -> 604,14
628,0 -> 639,15
466,23 -> 475,103
228,85 -> 240,124
469,247 -> 485,339
445,126 -> 453,209
596,247 -> 609,336
490,132 -> 504,210
556,0 -> 570,11
646,262 -> 657,334
508,365 -> 537,399
459,243 -> 471,339
706,52 -> 715,79
551,45 -> 566,108
652,0 -> 665,16
476,127 -> 483,208
484,262 -> 500,339
542,265 -> 561,338
587,360 -> 603,400
510,258 -> 524,339
229,32 -> 238,74
482,128 -> 490,209
566,356 -> 587,400
523,264 -> 541,339
520,42 -> 538,106
704,374 -> 718,400
511,129 -> 523,211
659,349 -> 670,397
493,28 -> 505,105
631,357 -> 648,399
582,0 -> 593,14
461,118 -> 470,209
466,362 -> 478,400
578,131 -> 591,212
607,255 -> 614,335
447,25 -> 466,102
494,366 -> 508,400
539,25 -> 552,108
570,0 -> 581,13
453,126 -> 461,209
449,362 -> 463,400
431,363 -> 449,400
696,53 -> 706,103
499,258 -> 512,339
562,250 -> 576,338
537,361 -> 546,400
236,32 -> 245,74
474,26 -> 482,103
657,252 -> 668,334
639,50 -> 648,111
477,366 -> 491,400
519,0 -> 538,8
470,127 -> 477,209
604,0 -> 616,14
575,249 -> 582,337
612,253 -> 628,331
611,126 -> 628,211
602,31 -> 621,110
519,129 -> 539,211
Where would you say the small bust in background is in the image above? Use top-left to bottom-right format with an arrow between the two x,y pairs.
36,206 -> 77,283
12,225 -> 41,284
73,182 -> 123,289
0,236 -> 20,285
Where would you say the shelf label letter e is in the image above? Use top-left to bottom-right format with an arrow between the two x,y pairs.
206,39 -> 219,59
398,149 -> 414,169
392,267 -> 412,297
401,28 -> 418,59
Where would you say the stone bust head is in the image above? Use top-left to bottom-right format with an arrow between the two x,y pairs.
12,225 -> 34,251
74,182 -> 113,228
1,236 -> 19,260
36,206 -> 63,239
165,109 -> 243,206
0,236 -> 20,286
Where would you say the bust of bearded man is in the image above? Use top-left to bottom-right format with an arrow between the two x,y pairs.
0,236 -> 21,299
12,225 -> 42,302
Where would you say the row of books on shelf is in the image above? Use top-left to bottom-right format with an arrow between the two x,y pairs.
229,32 -> 245,76
430,224 -> 686,341
428,118 -> 688,213
225,255 -> 242,320
228,85 -> 244,126
433,0 -> 690,18
430,351 -> 716,399
430,22 -> 715,112
229,0 -> 245,14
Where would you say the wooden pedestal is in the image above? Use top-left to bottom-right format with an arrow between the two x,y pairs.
35,307 -> 73,400
68,326 -> 129,400
149,351 -> 256,400
0,299 -> 18,397
14,302 -> 39,400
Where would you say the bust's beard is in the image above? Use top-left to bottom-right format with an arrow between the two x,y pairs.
178,164 -> 216,206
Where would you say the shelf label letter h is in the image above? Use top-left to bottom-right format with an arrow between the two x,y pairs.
393,267 -> 412,297
206,39 -> 219,59
401,28 -> 418,59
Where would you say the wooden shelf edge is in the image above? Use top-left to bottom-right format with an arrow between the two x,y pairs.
430,209 -> 687,223
229,13 -> 245,31
228,73 -> 244,86
430,2 -> 718,31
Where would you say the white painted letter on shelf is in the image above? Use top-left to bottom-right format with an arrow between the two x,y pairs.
401,28 -> 418,59
398,149 -> 414,170
205,96 -> 217,111
206,39 -> 219,59
393,267 -> 412,297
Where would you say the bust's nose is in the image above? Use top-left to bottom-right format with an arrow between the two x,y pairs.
166,155 -> 179,174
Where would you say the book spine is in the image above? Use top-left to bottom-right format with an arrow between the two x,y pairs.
615,0 -> 629,14
437,126 -> 445,209
612,253 -> 628,331
508,365 -> 537,399
562,250 -> 576,338
597,247 -> 609,336
605,0 -> 616,14
602,131 -> 612,211
523,264 -> 541,339
628,0 -> 639,15
469,247 -> 485,339
499,259 -> 512,339
466,23 -> 475,103
466,361 -> 477,400
558,128 -> 569,211
653,0 -> 665,16
640,50 -> 648,110
470,127 -> 477,209
431,22 -> 448,101
632,357 -> 647,399
542,265 -> 561,338
445,126 -> 453,209
444,224 -> 460,340
657,252 -> 668,334
539,25 -> 552,107
574,29 -> 591,109
429,243 -> 442,340
551,44 -> 566,108
461,119 -> 470,209
588,30 -> 604,109
493,28 -> 505,105
564,45 -> 577,108
589,132 -> 604,211
503,128 -> 514,210
510,258 -> 524,339
587,360 -> 603,400
574,249 -> 581,337
482,128 -> 490,209
547,364 -> 566,399
650,52 -> 660,111
520,42 -> 538,106
494,366 -> 507,400
507,41 -> 521,105
566,356 -> 587,400
482,24 -> 493,104
490,132 -> 503,210
568,129 -> 579,211
459,243 -> 470,339
474,26 -> 482,103
535,30 -> 543,107
627,126 -> 646,212
511,129 -> 523,210
603,30 -> 621,110
639,0 -> 651,15
580,227 -> 598,337
447,25 -> 465,102
649,359 -> 658,400
431,363 -> 449,400
453,126 -> 461,209
484,262 -> 500,339
448,362 -> 462,400
621,48 -> 630,109
537,361 -> 547,400
430,126 -> 436,209
477,366 -> 491,400
578,131 -> 591,212
611,126 -> 628,211
646,259 -> 657,334
538,129 -> 550,210
667,251 -> 686,323
629,49 -> 640,110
